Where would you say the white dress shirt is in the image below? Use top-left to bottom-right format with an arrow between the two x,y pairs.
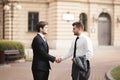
61,33 -> 93,60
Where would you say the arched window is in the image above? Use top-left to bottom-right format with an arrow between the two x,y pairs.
79,13 -> 87,31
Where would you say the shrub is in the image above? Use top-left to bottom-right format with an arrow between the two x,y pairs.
0,40 -> 25,57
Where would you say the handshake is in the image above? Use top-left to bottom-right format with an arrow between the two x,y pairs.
55,58 -> 62,63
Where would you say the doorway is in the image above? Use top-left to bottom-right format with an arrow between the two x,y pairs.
98,13 -> 111,45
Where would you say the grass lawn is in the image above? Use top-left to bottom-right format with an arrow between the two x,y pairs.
111,65 -> 120,80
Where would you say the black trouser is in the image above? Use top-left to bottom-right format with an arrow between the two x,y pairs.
32,69 -> 49,80
72,60 -> 90,80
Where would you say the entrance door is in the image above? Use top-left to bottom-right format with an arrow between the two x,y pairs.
98,13 -> 111,45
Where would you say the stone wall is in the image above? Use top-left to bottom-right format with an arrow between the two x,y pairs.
0,5 -> 2,39
0,0 -> 120,49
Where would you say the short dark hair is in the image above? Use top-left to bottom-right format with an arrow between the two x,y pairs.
36,21 -> 48,32
72,21 -> 84,29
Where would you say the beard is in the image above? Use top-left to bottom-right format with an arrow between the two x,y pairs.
74,32 -> 78,35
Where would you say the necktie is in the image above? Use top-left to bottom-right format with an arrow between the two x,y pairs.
73,37 -> 79,58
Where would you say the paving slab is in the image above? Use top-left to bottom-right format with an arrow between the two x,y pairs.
0,48 -> 120,80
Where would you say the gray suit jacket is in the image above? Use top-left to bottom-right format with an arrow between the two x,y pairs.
72,55 -> 89,80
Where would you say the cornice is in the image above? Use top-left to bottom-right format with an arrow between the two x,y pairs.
48,0 -> 120,5
5,0 -> 120,5
16,0 -> 49,4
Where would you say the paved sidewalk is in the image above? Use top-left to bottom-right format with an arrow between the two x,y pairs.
0,47 -> 120,80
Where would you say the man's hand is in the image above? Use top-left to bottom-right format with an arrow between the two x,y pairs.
55,58 -> 62,63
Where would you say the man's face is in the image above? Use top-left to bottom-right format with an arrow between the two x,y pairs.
72,25 -> 81,36
40,25 -> 48,35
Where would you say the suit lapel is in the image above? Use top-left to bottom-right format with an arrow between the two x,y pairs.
37,34 -> 49,52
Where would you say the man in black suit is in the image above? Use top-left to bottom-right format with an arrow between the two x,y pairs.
31,21 -> 57,80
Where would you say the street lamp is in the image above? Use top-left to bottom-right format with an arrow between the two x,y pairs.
3,0 -> 22,40
2,0 -> 5,39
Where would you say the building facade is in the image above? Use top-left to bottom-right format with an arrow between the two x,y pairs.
0,0 -> 120,49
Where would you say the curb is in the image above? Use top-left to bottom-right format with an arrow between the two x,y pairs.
15,58 -> 26,63
105,67 -> 115,80
0,64 -> 11,68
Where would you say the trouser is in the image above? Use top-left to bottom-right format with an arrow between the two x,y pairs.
32,69 -> 49,80
72,60 -> 90,80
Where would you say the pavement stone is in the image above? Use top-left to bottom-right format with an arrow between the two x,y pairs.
0,47 -> 120,80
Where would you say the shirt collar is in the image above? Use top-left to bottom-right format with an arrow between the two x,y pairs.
38,33 -> 45,38
78,33 -> 84,38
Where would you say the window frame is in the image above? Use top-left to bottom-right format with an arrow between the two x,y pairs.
28,12 -> 39,32
79,13 -> 87,32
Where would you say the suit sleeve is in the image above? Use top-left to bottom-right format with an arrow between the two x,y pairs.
32,37 -> 56,62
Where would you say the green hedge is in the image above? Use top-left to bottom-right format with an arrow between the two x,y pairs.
0,40 -> 25,57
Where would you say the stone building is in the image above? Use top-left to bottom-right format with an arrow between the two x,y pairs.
0,0 -> 120,50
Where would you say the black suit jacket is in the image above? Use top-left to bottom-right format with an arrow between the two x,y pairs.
32,34 -> 56,71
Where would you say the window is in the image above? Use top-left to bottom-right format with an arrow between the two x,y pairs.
28,12 -> 39,32
79,13 -> 87,31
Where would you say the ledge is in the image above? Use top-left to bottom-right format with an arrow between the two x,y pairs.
105,67 -> 115,80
